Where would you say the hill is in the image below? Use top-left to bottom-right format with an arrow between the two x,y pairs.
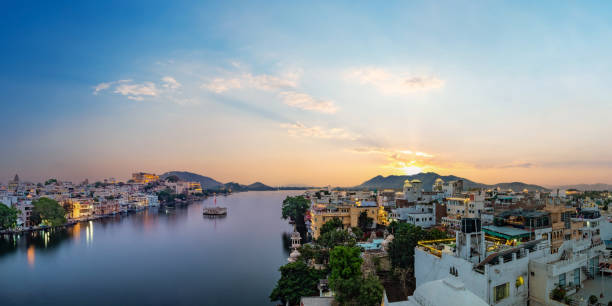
160,171 -> 224,189
245,182 -> 275,191
356,172 -> 549,192
160,172 -> 276,191
553,184 -> 612,191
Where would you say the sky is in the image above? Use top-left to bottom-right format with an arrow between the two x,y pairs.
1,1 -> 611,187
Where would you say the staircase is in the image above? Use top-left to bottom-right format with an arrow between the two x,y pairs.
581,266 -> 593,279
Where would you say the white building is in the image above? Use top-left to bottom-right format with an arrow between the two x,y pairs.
415,219 -> 550,305
403,180 -> 423,202
391,204 -> 436,228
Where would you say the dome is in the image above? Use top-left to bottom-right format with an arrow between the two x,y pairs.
407,277 -> 488,306
435,178 -> 444,183
288,249 -> 301,263
404,180 -> 413,187
411,179 -> 422,184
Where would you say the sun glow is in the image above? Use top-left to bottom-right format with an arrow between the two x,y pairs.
402,165 -> 423,175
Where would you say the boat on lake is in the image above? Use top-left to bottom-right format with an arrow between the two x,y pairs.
202,206 -> 227,216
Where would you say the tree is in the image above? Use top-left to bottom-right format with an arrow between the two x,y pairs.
281,196 -> 310,237
0,203 -> 19,229
358,211 -> 373,232
357,276 -> 384,306
318,229 -> 356,248
269,261 -> 325,306
44,178 -> 58,185
329,246 -> 362,285
31,198 -> 66,227
320,217 -> 343,236
281,196 -> 310,222
588,295 -> 598,305
351,226 -> 363,240
387,223 -> 448,269
329,245 -> 383,306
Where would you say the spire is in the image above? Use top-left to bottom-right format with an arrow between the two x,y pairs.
13,174 -> 19,182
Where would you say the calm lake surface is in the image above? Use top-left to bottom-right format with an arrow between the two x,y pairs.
0,191 -> 301,306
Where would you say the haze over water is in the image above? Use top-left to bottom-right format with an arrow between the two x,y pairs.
0,191 -> 299,306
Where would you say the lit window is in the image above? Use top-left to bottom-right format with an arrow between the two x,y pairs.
494,283 -> 509,302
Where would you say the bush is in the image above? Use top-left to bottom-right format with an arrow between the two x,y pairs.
588,295 -> 597,305
551,287 -> 566,301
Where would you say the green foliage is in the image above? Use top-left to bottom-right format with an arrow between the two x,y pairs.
351,226 -> 363,240
588,295 -> 598,305
551,287 -> 566,301
281,196 -> 310,222
329,246 -> 362,285
269,261 -> 325,306
318,229 -> 356,248
320,217 -> 343,236
357,276 -> 384,306
298,244 -> 329,264
31,198 -> 66,227
0,203 -> 19,229
358,211 -> 373,232
44,178 -> 57,185
387,223 -> 448,269
332,278 -> 362,305
329,246 -> 383,306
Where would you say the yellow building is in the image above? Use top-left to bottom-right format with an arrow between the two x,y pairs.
310,203 -> 379,239
131,172 -> 159,184
543,204 -> 581,254
66,199 -> 93,219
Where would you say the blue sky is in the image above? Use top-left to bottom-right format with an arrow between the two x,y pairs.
1,1 -> 611,186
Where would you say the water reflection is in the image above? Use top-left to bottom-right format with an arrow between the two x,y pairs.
0,191 -> 301,306
27,245 -> 35,268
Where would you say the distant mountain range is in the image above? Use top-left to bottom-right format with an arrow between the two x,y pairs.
356,172 -> 550,192
551,184 -> 612,191
160,171 -> 276,191
161,170 -> 554,193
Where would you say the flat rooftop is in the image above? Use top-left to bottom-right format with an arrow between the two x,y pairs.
483,225 -> 531,239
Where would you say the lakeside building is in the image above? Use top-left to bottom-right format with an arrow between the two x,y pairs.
131,172 -> 159,184
308,190 -> 381,239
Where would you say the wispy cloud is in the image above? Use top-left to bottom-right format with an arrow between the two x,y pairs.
281,122 -> 359,140
161,76 -> 181,90
114,82 -> 159,99
346,67 -> 444,94
279,91 -> 338,114
202,72 -> 299,93
93,77 -> 183,102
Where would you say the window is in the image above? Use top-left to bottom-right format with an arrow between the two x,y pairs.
574,268 -> 580,286
494,283 -> 509,302
559,273 -> 566,287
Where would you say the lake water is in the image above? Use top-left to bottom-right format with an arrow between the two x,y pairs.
0,191 -> 301,306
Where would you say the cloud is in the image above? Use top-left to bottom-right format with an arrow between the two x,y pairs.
93,77 -> 184,102
279,91 -> 338,114
498,162 -> 534,169
161,76 -> 181,90
352,147 -> 438,174
114,82 -> 159,99
346,67 -> 444,94
202,72 -> 299,93
281,122 -> 359,140
204,77 -> 243,93
93,82 -> 111,95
